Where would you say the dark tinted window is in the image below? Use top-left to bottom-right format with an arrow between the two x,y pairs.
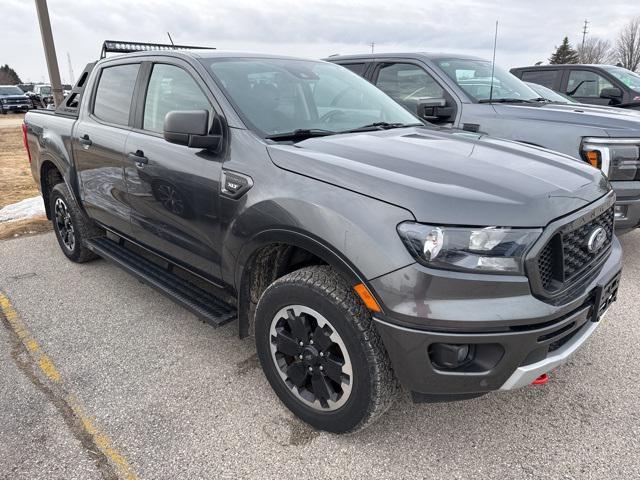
143,64 -> 212,134
340,63 -> 366,76
520,69 -> 559,88
93,64 -> 139,125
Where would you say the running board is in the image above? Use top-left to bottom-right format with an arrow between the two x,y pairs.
87,237 -> 236,327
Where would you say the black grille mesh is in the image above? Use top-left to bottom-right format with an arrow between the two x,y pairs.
536,206 -> 614,292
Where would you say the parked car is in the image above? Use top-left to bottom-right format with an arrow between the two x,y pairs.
24,44 -> 621,433
0,85 -> 32,114
327,53 -> 640,231
26,84 -> 55,109
510,64 -> 640,110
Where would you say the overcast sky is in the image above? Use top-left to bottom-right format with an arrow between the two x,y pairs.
1,0 -> 638,84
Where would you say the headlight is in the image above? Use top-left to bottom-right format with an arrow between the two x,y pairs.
397,223 -> 541,274
581,138 -> 640,181
1,99 -> 7,104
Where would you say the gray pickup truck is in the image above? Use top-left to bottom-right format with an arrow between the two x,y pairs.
23,42 -> 621,432
327,53 -> 640,231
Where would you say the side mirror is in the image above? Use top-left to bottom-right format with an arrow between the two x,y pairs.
163,110 -> 222,151
417,98 -> 455,121
600,87 -> 622,101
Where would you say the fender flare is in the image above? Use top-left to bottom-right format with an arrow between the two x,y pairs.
234,228 -> 377,338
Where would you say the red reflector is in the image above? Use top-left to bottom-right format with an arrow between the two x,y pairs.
532,373 -> 549,385
22,123 -> 32,164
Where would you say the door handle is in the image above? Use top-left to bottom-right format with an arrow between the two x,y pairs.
79,134 -> 92,147
127,150 -> 148,166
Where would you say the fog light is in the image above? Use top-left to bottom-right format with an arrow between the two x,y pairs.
614,205 -> 627,221
429,343 -> 473,369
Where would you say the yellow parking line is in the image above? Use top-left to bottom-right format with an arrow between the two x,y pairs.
0,292 -> 138,480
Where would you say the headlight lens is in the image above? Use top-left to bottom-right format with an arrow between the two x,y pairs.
581,138 -> 640,181
397,223 -> 541,274
1,99 -> 7,104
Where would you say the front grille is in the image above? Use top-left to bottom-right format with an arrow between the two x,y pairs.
535,206 -> 614,294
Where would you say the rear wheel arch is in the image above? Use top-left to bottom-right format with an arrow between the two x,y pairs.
40,160 -> 65,220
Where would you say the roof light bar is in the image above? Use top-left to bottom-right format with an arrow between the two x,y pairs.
100,40 -> 215,58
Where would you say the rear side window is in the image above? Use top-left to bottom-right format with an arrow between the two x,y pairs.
520,69 -> 559,88
93,64 -> 139,126
340,63 -> 367,76
143,64 -> 212,134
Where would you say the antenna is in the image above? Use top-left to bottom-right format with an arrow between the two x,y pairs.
167,32 -> 175,48
489,20 -> 498,103
369,42 -> 375,54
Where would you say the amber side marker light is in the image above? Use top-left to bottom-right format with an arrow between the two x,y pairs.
354,283 -> 382,312
585,150 -> 601,168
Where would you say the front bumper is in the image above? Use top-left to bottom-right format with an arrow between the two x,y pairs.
1,103 -> 31,111
611,180 -> 640,231
371,236 -> 622,397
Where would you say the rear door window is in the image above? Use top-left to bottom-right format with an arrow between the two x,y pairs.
93,64 -> 140,126
520,69 -> 559,89
340,63 -> 367,76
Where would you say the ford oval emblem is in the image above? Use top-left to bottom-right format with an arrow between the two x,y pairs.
587,227 -> 607,253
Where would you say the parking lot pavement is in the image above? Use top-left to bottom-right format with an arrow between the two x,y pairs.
1,232 -> 639,480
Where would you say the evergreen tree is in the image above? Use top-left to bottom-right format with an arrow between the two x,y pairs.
0,64 -> 22,84
549,37 -> 580,64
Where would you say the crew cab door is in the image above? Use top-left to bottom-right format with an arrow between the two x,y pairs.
123,61 -> 224,279
73,61 -> 141,235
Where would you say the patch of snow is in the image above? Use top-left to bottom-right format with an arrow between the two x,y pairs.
0,196 -> 46,222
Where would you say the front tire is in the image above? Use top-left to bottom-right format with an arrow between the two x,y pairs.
255,266 -> 398,433
50,183 -> 101,263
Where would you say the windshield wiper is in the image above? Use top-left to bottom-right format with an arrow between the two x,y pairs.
340,122 -> 423,133
478,98 -> 537,104
265,129 -> 336,141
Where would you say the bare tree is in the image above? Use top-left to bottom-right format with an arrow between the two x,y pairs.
577,37 -> 614,64
615,17 -> 640,71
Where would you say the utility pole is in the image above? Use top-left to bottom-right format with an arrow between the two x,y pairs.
34,0 -> 63,106
581,19 -> 589,49
369,42 -> 375,54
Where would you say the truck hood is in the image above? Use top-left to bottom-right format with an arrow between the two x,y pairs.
494,102 -> 640,136
267,127 -> 610,227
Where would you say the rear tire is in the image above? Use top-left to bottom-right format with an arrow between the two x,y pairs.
255,266 -> 398,433
50,183 -> 102,263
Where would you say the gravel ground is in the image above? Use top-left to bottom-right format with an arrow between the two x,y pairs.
1,231 -> 639,480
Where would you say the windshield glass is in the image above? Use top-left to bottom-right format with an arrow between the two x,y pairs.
0,86 -> 24,96
525,82 -> 577,103
436,58 -> 540,102
205,57 -> 420,136
38,86 -> 52,95
601,66 -> 640,91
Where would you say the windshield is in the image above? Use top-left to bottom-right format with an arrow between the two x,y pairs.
436,58 -> 540,102
0,86 -> 24,96
525,82 -> 577,103
38,86 -> 52,95
205,57 -> 420,136
601,66 -> 640,91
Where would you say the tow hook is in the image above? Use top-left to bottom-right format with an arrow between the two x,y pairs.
532,373 -> 549,385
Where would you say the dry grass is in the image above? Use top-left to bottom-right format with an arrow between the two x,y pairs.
0,114 -> 52,238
